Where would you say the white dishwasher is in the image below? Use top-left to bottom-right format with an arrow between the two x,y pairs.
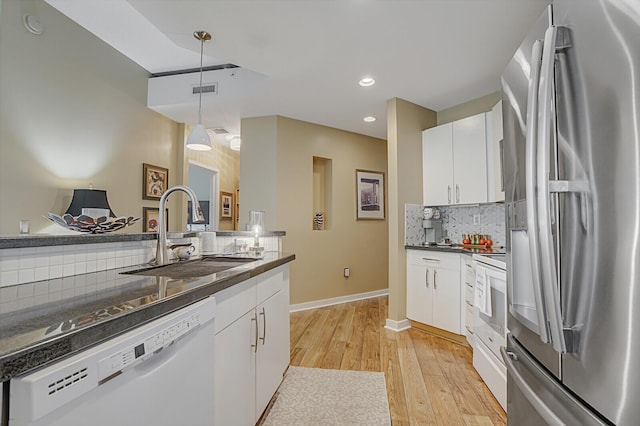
9,296 -> 216,426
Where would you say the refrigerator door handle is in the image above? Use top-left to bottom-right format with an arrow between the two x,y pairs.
501,346 -> 565,426
524,38 -> 551,344
537,24 -> 567,354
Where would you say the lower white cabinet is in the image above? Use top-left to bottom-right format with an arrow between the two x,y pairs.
214,265 -> 290,426
406,250 -> 461,334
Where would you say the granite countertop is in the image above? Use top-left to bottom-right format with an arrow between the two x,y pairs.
0,252 -> 295,382
405,244 -> 506,255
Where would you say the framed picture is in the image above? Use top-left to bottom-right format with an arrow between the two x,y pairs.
356,169 -> 385,220
142,163 -> 169,200
143,207 -> 168,232
220,191 -> 233,220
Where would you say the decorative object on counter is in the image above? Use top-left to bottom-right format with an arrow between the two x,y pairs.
248,210 -> 265,257
313,212 -> 324,230
171,244 -> 195,261
142,163 -> 169,200
142,207 -> 168,233
185,30 -> 213,151
220,191 -> 233,219
47,188 -> 139,234
356,169 -> 385,220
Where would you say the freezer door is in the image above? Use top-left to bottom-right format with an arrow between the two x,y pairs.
552,1 -> 640,424
503,334 -> 607,426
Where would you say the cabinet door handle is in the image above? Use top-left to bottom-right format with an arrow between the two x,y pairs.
259,307 -> 266,345
456,185 -> 460,203
448,185 -> 452,203
251,313 -> 258,352
422,257 -> 440,262
466,301 -> 473,307
425,268 -> 429,287
434,270 -> 438,289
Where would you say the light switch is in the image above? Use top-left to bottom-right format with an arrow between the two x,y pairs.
344,268 -> 350,278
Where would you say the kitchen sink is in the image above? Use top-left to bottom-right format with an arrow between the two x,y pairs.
122,256 -> 256,279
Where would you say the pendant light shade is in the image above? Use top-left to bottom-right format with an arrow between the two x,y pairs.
186,30 -> 212,151
186,124 -> 211,151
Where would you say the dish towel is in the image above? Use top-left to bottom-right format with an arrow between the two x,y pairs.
474,266 -> 492,316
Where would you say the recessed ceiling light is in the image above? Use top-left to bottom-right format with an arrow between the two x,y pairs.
363,116 -> 376,122
359,77 -> 375,87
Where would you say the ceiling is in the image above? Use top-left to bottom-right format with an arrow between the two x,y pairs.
45,0 -> 549,142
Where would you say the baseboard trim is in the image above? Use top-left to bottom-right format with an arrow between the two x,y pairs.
410,320 -> 469,347
384,318 -> 411,332
289,289 -> 389,312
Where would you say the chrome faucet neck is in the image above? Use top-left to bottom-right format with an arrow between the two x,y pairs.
155,185 -> 203,266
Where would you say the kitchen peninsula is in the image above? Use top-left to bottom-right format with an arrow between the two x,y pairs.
0,231 -> 293,425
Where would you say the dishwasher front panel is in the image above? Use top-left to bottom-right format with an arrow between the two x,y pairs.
9,296 -> 216,426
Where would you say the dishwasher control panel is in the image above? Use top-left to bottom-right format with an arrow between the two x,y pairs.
98,313 -> 202,382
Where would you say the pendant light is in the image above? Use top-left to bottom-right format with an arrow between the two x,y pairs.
186,30 -> 212,151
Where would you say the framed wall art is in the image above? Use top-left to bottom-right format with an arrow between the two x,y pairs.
356,169 -> 385,220
142,163 -> 169,200
220,191 -> 233,220
143,207 -> 168,232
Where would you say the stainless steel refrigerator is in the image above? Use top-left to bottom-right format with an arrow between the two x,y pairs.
501,1 -> 640,424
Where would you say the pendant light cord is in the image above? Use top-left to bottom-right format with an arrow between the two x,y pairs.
198,36 -> 204,125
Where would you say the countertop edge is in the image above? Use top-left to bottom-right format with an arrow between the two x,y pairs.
0,253 -> 296,382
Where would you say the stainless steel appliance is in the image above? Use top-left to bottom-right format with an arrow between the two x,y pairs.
501,2 -> 640,424
422,218 -> 442,244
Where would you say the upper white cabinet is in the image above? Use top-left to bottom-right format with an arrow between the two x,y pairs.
487,100 -> 505,202
422,113 -> 488,206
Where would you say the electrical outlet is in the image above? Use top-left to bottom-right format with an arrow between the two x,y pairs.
473,214 -> 480,225
344,267 -> 350,278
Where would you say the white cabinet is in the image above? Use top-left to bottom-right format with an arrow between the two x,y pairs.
214,265 -> 290,426
406,250 -> 461,334
422,113 -> 488,206
487,100 -> 505,202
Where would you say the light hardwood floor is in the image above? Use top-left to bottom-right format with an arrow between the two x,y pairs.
289,295 -> 506,426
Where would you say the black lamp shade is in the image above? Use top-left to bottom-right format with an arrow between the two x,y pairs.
65,189 -> 116,218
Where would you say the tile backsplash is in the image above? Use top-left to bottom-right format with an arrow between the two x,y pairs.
405,203 -> 506,247
0,234 -> 282,315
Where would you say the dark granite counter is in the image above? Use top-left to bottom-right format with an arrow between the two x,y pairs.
0,233 -> 157,249
0,252 -> 295,382
215,230 -> 286,237
405,244 -> 505,255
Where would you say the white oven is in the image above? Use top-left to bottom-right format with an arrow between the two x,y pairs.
472,253 -> 507,410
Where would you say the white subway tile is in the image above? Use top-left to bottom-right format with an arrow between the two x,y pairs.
20,275 -> 38,290
86,261 -> 97,273
75,263 -> 87,275
62,289 -> 75,299
19,256 -> 35,269
96,250 -> 107,261
63,264 -> 75,277
1,257 -> 20,272
62,277 -> 75,290
48,291 -> 62,302
34,254 -> 49,268
49,253 -> 63,266
34,294 -> 49,306
63,253 -> 76,264
75,252 -> 87,263
106,259 -> 116,270
34,267 -> 49,282
48,278 -> 62,292
0,285 -> 18,301
17,283 -> 34,298
34,281 -> 49,296
96,259 -> 107,271
1,271 -> 18,286
49,265 -> 63,279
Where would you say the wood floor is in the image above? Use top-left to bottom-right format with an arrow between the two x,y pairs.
289,295 -> 506,426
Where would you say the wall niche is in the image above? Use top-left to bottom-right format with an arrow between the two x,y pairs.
312,156 -> 332,231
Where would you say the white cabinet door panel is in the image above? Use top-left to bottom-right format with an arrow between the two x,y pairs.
432,267 -> 462,334
422,123 -> 454,206
406,263 -> 433,325
452,113 -> 488,205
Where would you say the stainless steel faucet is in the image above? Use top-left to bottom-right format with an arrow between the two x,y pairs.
155,185 -> 205,265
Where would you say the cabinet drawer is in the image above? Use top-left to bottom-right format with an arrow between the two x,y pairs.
465,285 -> 474,303
257,265 -> 285,304
407,250 -> 459,270
215,277 -> 257,333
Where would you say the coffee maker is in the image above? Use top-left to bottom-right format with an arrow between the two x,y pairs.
423,218 -> 442,245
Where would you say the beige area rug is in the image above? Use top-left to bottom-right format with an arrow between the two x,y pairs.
261,366 -> 391,426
